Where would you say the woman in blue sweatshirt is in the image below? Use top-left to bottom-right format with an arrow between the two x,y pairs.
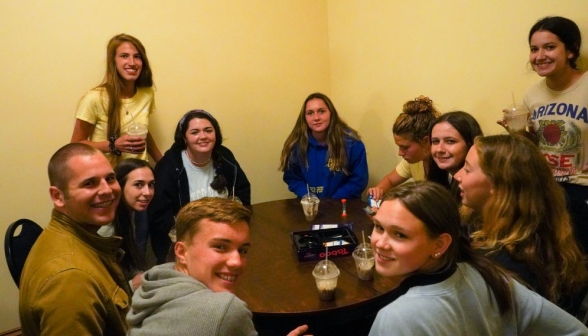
280,92 -> 368,199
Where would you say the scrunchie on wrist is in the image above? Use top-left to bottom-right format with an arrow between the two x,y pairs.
109,135 -> 122,156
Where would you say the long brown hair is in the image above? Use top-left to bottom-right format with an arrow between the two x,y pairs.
383,182 -> 512,314
279,92 -> 360,174
100,34 -> 153,140
113,158 -> 154,273
471,134 -> 588,303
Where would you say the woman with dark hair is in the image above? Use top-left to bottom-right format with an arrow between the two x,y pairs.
454,134 -> 588,315
112,158 -> 155,290
149,109 -> 250,264
367,95 -> 439,201
71,33 -> 162,166
504,16 -> 588,252
427,111 -> 483,201
368,182 -> 587,335
279,92 -> 368,199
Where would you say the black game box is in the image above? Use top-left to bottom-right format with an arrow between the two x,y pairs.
291,227 -> 359,262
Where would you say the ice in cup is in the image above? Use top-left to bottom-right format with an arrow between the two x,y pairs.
301,193 -> 320,222
503,104 -> 529,132
127,122 -> 148,139
352,247 -> 375,280
355,243 -> 372,251
312,260 -> 340,301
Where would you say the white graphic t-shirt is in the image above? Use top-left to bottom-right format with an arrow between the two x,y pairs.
525,71 -> 588,186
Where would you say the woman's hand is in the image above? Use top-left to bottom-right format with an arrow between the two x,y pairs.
286,325 -> 312,336
367,187 -> 384,202
115,134 -> 146,154
496,109 -> 510,131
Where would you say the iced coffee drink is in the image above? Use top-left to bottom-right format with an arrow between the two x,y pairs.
312,260 -> 339,301
127,122 -> 148,139
502,104 -> 529,132
301,193 -> 320,222
352,247 -> 375,280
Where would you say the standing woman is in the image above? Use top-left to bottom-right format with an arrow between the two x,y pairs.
280,92 -> 368,199
113,159 -> 155,291
149,109 -> 250,264
71,33 -> 162,166
367,95 -> 439,201
522,17 -> 588,251
427,111 -> 483,201
455,134 -> 588,315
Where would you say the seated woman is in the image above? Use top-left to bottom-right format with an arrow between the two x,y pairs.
279,92 -> 368,199
149,109 -> 251,264
113,158 -> 155,291
427,111 -> 483,201
367,95 -> 439,201
369,182 -> 588,335
454,134 -> 588,315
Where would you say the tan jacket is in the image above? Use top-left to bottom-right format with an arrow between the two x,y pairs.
19,210 -> 131,336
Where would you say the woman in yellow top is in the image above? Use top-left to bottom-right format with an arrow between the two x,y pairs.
71,33 -> 162,166
367,95 -> 439,201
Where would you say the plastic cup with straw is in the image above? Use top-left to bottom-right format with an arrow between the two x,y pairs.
353,230 -> 375,280
503,91 -> 529,132
301,184 -> 319,222
312,245 -> 339,300
231,186 -> 242,204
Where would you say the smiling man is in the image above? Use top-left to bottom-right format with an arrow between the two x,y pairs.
19,143 -> 131,335
127,197 -> 309,336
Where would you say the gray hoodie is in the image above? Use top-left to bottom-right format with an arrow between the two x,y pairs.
127,263 -> 257,336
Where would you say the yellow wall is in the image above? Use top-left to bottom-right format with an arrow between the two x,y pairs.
328,0 -> 588,188
0,0 -> 330,329
1,0 -> 587,331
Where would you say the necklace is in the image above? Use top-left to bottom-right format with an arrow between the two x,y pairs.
186,150 -> 211,166
123,101 -> 132,116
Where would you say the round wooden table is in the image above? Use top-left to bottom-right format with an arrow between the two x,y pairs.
234,198 -> 400,336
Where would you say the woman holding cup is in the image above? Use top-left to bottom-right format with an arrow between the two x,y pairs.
368,182 -> 588,335
71,33 -> 162,166
504,17 -> 588,251
149,109 -> 251,264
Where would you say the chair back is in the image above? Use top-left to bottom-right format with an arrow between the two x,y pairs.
4,219 -> 43,288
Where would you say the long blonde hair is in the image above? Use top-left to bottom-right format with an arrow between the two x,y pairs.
279,92 -> 360,174
471,134 -> 588,303
100,34 -> 153,139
